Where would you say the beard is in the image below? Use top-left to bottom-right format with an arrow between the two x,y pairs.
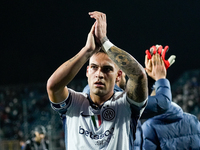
91,86 -> 106,96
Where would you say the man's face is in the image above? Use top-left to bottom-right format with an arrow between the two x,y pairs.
34,131 -> 45,142
87,52 -> 118,97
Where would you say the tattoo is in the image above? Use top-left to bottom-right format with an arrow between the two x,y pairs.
107,47 -> 143,76
107,46 -> 148,102
126,79 -> 147,102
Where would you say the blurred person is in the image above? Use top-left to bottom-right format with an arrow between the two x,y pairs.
23,125 -> 49,150
46,11 -> 148,149
142,102 -> 200,149
134,45 -> 176,150
134,48 -> 172,150
19,138 -> 25,150
142,53 -> 200,149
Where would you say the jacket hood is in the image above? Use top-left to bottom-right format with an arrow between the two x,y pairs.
153,102 -> 183,123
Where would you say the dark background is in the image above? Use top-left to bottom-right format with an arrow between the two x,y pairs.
1,1 -> 200,86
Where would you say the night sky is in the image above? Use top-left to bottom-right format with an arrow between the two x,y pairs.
1,1 -> 200,86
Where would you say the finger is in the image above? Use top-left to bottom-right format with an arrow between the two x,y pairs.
155,53 -> 161,65
152,54 -> 157,66
89,11 -> 105,20
155,44 -> 161,49
145,68 -> 151,75
89,11 -> 103,14
89,11 -> 99,19
145,55 -> 150,68
145,55 -> 152,71
150,46 -> 157,55
89,12 -> 96,18
89,11 -> 101,15
148,59 -> 152,70
92,22 -> 96,31
100,13 -> 106,20
145,66 -> 153,75
161,45 -> 169,60
168,55 -> 176,66
157,45 -> 163,55
164,60 -> 170,69
157,53 -> 163,64
90,14 -> 100,19
145,50 -> 152,59
155,53 -> 162,66
160,54 -> 165,67
169,59 -> 175,66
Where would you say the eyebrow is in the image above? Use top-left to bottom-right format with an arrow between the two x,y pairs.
90,63 -> 98,66
90,63 -> 114,68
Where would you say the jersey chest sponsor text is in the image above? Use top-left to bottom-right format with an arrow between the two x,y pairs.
79,126 -> 114,140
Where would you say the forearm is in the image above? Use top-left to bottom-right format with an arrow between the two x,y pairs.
153,78 -> 172,110
47,47 -> 93,102
107,46 -> 145,79
141,79 -> 172,118
101,38 -> 146,80
106,46 -> 148,102
53,50 -> 89,83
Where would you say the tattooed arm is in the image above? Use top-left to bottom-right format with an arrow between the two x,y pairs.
46,23 -> 100,103
89,11 -> 148,103
107,47 -> 148,103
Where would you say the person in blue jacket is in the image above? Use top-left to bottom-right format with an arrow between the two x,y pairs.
134,46 -> 174,150
142,50 -> 200,149
142,102 -> 200,149
83,45 -> 174,149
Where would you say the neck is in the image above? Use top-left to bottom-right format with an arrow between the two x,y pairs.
90,92 -> 114,106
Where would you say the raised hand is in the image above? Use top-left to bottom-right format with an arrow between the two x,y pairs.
85,23 -> 100,53
145,53 -> 167,81
89,11 -> 107,45
145,45 -> 176,69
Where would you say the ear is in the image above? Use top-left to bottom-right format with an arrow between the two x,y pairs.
86,66 -> 89,77
116,70 -> 122,82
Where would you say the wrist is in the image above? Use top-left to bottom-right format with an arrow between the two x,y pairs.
82,46 -> 96,57
101,39 -> 114,52
155,77 -> 166,81
100,36 -> 109,45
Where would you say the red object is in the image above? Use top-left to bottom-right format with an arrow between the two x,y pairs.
145,45 -> 170,69
145,49 -> 152,59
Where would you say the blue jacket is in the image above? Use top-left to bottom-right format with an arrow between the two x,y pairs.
133,79 -> 172,150
142,102 -> 200,150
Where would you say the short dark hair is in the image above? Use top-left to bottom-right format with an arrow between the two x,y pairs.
95,48 -> 106,54
34,125 -> 46,135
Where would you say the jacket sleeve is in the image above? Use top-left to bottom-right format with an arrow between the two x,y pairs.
141,78 -> 172,119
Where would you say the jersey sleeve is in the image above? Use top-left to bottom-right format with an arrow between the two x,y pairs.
127,95 -> 148,118
50,89 -> 88,116
50,89 -> 73,115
